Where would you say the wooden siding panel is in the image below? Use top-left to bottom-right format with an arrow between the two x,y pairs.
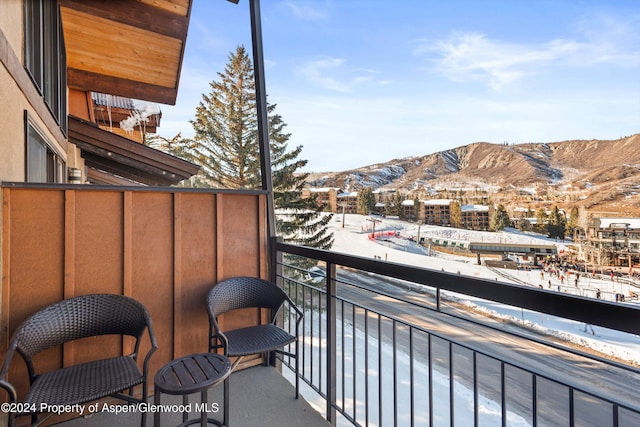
174,193 -> 216,356
5,189 -> 65,399
130,191 -> 175,372
72,190 -> 124,294
0,186 -> 267,402
218,193 -> 261,279
66,190 -> 125,365
216,193 -> 266,341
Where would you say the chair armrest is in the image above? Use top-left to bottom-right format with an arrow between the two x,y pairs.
0,379 -> 18,404
285,295 -> 304,326
0,347 -> 18,403
208,316 -> 230,355
142,320 -> 158,378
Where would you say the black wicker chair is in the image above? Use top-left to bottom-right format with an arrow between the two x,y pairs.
0,294 -> 157,427
207,276 -> 303,400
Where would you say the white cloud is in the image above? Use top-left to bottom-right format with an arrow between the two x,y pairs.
282,1 -> 328,21
296,56 -> 372,93
416,21 -> 640,90
418,32 -> 586,89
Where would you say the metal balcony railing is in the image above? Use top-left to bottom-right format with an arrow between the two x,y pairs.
273,240 -> 640,427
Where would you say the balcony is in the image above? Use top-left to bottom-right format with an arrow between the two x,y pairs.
56,366 -> 329,427
273,241 -> 640,426
2,184 -> 640,426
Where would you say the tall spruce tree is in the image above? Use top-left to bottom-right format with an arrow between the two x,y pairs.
187,45 -> 333,249
547,205 -> 567,240
491,204 -> 511,231
450,201 -> 462,228
357,187 -> 376,215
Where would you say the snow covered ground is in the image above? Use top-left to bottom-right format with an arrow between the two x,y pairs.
328,214 -> 640,365
286,213 -> 640,426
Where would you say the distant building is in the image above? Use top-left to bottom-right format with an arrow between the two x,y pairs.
373,189 -> 397,203
301,188 -> 357,213
301,187 -> 339,211
422,199 -> 453,226
401,199 -> 416,220
582,218 -> 640,268
461,204 -> 491,231
337,191 -> 358,214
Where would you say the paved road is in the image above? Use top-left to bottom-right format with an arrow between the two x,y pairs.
331,268 -> 640,426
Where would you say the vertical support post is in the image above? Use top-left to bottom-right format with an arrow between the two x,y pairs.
249,0 -> 276,247
325,262 -> 337,424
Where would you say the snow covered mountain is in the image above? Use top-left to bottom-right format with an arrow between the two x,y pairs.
306,134 -> 640,214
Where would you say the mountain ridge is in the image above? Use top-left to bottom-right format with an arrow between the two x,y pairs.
306,134 -> 640,215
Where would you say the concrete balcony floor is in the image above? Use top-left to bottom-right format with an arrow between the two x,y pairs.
53,366 -> 329,427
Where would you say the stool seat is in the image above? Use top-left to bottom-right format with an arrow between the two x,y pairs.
154,353 -> 231,427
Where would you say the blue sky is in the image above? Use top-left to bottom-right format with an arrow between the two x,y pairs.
158,0 -> 640,172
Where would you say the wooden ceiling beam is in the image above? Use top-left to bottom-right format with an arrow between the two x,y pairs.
59,0 -> 189,40
68,68 -> 177,105
60,0 -> 191,105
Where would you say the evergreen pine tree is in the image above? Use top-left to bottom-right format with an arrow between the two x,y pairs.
491,204 -> 511,231
547,205 -> 567,240
518,218 -> 531,232
357,187 -> 376,215
535,208 -> 549,234
191,46 -> 261,189
386,193 -> 403,217
450,201 -> 462,228
184,45 -> 333,249
566,206 -> 580,237
145,133 -> 208,187
412,196 -> 421,222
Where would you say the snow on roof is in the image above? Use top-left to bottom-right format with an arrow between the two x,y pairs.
423,199 -> 453,206
461,204 -> 489,212
597,218 -> 640,229
92,93 -> 135,109
337,192 -> 358,198
309,187 -> 337,193
401,199 -> 414,206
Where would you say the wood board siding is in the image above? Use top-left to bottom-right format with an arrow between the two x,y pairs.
1,184 -> 268,399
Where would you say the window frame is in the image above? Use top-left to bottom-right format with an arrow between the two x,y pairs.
25,111 -> 66,184
23,0 -> 67,136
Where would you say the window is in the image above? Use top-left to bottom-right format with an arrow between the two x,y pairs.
26,116 -> 65,183
24,0 -> 67,135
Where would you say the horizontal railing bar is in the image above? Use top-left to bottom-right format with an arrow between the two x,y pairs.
276,254 -> 640,416
296,262 -> 640,375
276,241 -> 640,336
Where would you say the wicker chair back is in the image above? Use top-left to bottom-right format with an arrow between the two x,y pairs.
207,276 -> 287,319
13,294 -> 149,359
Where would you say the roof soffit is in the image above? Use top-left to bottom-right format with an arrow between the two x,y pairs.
60,0 -> 192,105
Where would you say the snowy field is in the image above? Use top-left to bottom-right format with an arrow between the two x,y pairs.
328,214 -> 640,365
285,214 -> 640,426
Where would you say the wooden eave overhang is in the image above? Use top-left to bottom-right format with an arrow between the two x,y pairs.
60,0 -> 192,105
69,116 -> 199,186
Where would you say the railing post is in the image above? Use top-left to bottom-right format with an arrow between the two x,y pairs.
325,261 -> 337,425
271,236 -> 282,285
